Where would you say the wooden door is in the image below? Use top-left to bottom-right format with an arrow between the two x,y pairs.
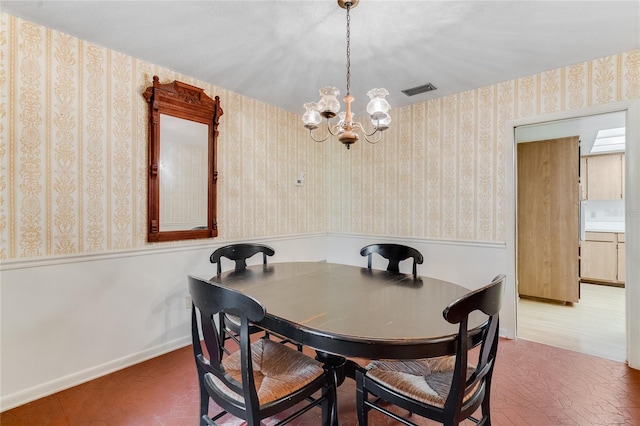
517,136 -> 580,303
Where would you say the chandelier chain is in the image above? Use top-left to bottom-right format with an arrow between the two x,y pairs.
301,0 -> 390,148
345,2 -> 351,95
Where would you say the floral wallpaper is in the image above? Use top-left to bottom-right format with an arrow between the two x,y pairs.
327,50 -> 639,242
0,13 -> 327,260
1,12 -> 639,261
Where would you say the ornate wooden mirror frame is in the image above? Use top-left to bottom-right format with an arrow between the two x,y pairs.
143,76 -> 223,242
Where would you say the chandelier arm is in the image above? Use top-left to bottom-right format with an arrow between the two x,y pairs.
352,121 -> 379,138
309,119 -> 344,142
308,128 -> 330,143
327,120 -> 343,136
362,130 -> 383,144
352,122 -> 384,144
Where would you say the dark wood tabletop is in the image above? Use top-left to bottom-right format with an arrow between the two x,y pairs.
208,262 -> 486,360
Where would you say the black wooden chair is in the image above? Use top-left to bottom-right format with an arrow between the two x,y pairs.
188,275 -> 337,426
210,243 -> 275,275
210,244 -> 275,351
360,243 -> 424,279
355,274 -> 506,426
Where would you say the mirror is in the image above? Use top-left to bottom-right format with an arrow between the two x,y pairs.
159,115 -> 209,231
143,76 -> 223,242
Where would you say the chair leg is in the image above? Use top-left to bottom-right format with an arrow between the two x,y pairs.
200,414 -> 216,426
356,371 -> 369,425
480,377 -> 493,425
321,367 -> 339,426
197,366 -> 209,420
322,386 -> 338,426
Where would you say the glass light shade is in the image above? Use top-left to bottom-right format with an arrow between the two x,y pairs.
302,103 -> 322,129
366,88 -> 390,120
317,86 -> 341,115
371,112 -> 391,130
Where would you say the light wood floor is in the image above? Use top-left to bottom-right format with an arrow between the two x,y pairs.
517,282 -> 626,362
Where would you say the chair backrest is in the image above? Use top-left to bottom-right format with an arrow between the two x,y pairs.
210,243 -> 275,274
360,243 -> 424,278
441,274 -> 505,422
188,275 -> 266,420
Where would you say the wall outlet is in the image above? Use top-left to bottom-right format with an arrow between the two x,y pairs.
294,172 -> 305,186
185,294 -> 192,309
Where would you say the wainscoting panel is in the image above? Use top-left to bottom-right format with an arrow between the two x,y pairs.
0,234 -> 326,411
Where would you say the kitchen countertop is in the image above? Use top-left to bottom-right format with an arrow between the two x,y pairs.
584,222 -> 625,233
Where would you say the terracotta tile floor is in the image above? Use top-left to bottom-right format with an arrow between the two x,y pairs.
2,338 -> 640,425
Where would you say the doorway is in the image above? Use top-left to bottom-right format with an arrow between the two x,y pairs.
513,110 -> 629,363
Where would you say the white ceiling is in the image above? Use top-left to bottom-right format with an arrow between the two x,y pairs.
3,1 -> 640,115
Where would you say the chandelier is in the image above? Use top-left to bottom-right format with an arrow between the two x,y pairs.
302,0 -> 391,149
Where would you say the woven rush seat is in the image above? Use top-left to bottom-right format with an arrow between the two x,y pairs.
209,338 -> 324,405
364,357 -> 478,408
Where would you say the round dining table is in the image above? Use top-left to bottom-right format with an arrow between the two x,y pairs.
208,261 -> 487,361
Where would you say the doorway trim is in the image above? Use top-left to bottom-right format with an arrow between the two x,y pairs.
505,99 -> 640,369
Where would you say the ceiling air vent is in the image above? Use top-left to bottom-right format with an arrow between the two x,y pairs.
401,83 -> 437,97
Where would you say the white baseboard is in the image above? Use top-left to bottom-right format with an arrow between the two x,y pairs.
0,336 -> 191,412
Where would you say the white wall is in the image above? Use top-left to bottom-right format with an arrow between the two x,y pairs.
0,234 -> 326,411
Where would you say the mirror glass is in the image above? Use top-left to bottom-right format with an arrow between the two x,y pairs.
159,114 -> 209,231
